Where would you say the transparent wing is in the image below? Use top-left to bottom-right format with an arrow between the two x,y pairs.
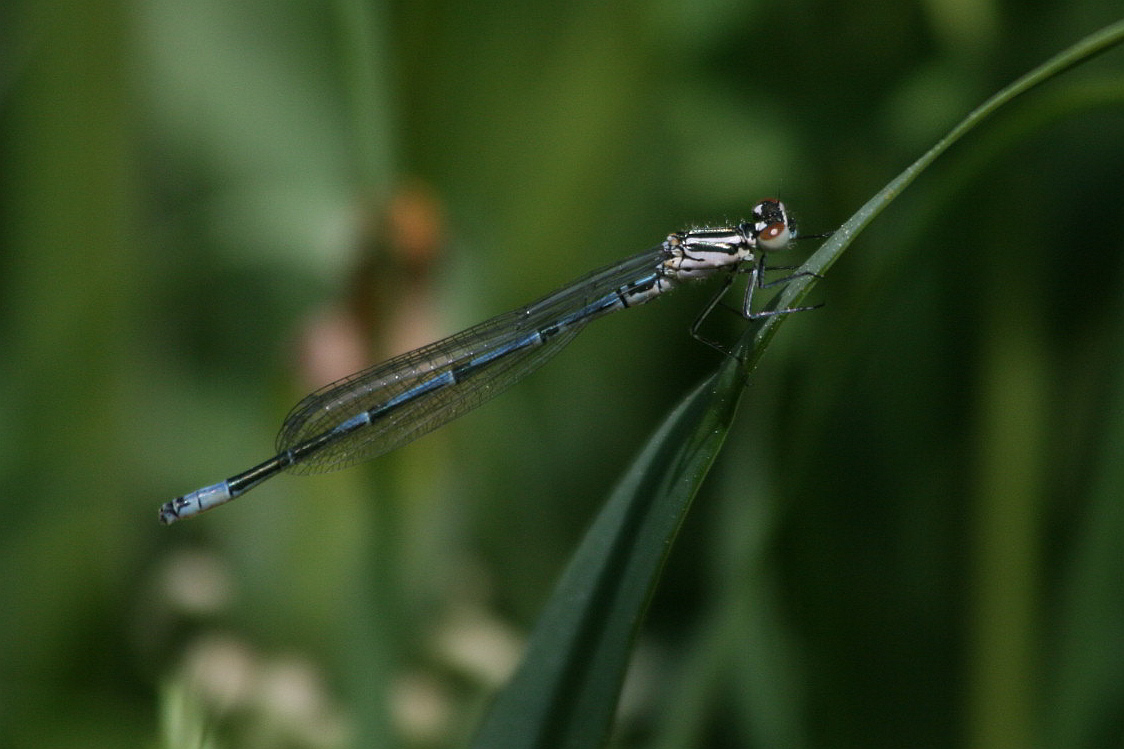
277,246 -> 668,474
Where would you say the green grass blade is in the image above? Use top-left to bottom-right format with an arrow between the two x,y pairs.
469,20 -> 1124,749
470,358 -> 751,749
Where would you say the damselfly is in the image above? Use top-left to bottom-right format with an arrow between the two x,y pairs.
159,199 -> 816,524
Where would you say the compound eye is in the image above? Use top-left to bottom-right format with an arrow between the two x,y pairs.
757,221 -> 792,252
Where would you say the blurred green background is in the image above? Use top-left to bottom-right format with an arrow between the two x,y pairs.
3,0 -> 1124,747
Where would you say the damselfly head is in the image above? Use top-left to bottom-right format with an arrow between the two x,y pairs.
750,199 -> 795,252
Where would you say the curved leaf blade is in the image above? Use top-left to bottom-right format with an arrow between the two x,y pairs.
469,20 -> 1124,749
470,357 -> 750,749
